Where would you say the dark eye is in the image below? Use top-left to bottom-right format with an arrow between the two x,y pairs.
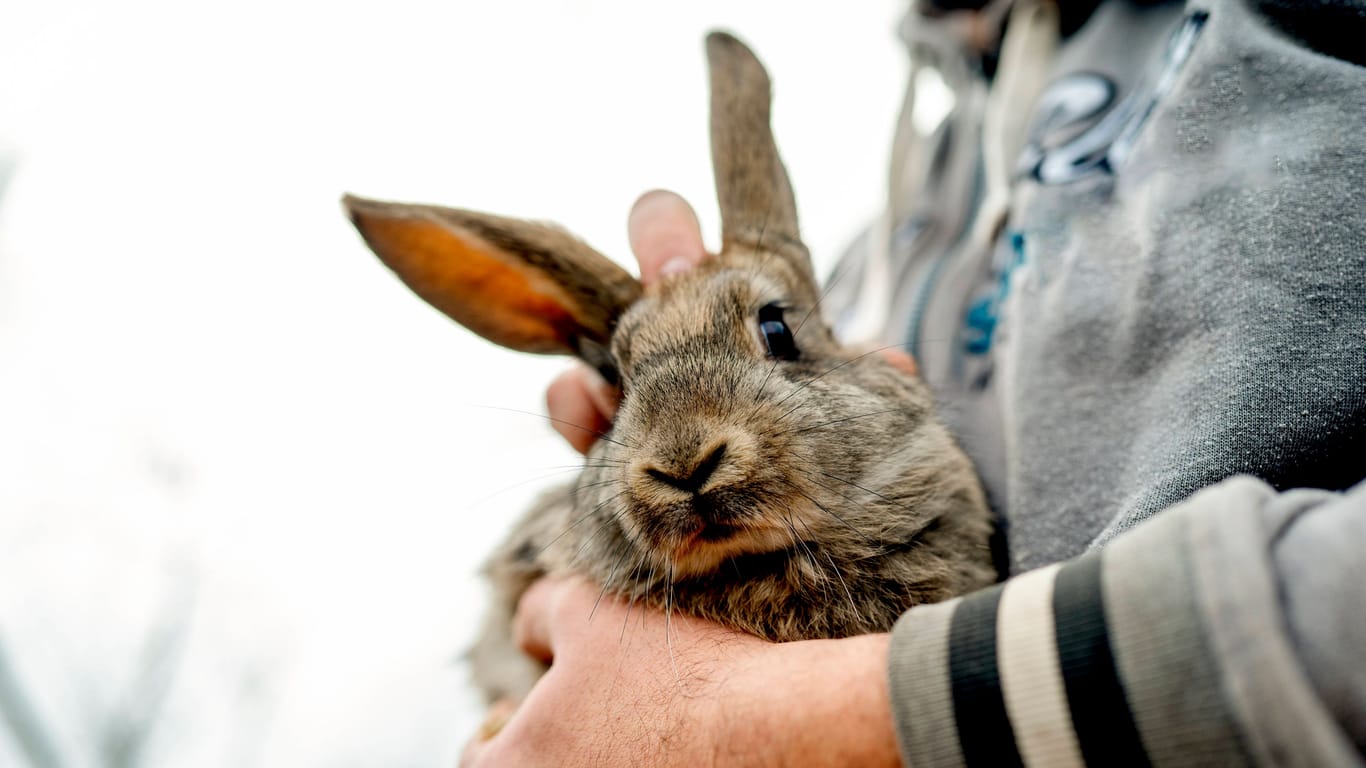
758,303 -> 799,360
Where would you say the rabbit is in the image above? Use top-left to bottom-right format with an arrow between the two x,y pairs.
342,31 -> 996,706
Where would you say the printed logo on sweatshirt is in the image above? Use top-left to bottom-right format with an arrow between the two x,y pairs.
1017,11 -> 1208,185
961,11 -> 1209,362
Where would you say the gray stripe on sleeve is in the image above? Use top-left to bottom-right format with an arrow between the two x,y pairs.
1188,478 -> 1363,766
889,599 -> 966,768
1101,494 -> 1250,766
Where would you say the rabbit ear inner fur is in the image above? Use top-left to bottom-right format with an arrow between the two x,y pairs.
344,194 -> 640,378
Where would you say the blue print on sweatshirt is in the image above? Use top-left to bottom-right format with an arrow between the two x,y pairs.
964,11 -> 1208,356
964,231 -> 1027,356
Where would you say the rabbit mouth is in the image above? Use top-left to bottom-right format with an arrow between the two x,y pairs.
653,506 -> 796,577
652,499 -> 753,549
697,521 -> 741,541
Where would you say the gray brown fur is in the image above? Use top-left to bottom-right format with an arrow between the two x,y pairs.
344,31 -> 996,705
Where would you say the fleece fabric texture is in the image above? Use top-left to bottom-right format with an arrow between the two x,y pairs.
830,0 -> 1365,763
834,0 -> 1366,571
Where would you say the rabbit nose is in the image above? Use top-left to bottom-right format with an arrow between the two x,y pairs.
642,442 -> 728,494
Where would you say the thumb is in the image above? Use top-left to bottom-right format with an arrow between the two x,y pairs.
628,189 -> 707,284
459,698 -> 519,766
511,577 -> 581,663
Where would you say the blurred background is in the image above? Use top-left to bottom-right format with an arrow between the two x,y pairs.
0,1 -> 906,765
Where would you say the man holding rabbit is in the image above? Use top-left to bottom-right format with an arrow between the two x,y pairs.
463,0 -> 1366,765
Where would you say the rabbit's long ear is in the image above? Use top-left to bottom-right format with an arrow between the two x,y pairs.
344,195 -> 640,378
707,32 -> 814,287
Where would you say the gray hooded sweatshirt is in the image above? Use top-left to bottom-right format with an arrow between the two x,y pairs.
828,0 -> 1366,764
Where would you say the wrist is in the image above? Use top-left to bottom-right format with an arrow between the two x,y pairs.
720,633 -> 899,767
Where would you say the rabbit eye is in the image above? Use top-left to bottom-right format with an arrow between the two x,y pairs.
758,303 -> 799,360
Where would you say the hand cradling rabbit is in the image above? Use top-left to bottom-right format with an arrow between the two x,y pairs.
343,32 -> 996,708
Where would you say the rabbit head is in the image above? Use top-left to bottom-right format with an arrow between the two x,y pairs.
345,32 -> 994,640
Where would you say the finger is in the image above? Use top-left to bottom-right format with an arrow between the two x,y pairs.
460,698 -> 520,767
545,366 -> 617,454
459,727 -> 488,768
512,576 -> 610,664
878,347 -> 919,377
476,698 -> 520,742
628,189 -> 707,284
512,577 -> 564,663
459,736 -> 482,767
580,367 -> 621,421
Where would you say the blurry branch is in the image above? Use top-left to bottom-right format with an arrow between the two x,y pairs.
0,634 -> 66,768
0,146 -> 13,212
99,562 -> 200,768
222,658 -> 279,768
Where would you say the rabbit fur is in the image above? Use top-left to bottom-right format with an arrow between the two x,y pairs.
343,31 -> 996,704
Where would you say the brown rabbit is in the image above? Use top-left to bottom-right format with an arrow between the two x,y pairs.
343,31 -> 996,704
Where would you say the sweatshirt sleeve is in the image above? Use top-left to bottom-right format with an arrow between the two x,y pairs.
887,475 -> 1366,767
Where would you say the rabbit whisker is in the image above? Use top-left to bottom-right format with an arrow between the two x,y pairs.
545,457 -> 627,469
743,207 -> 778,281
768,343 -> 908,412
780,512 -> 821,585
784,481 -> 880,547
536,490 -> 626,558
790,512 -> 843,611
814,469 -> 920,518
823,550 -> 861,624
799,471 -> 892,519
774,394 -> 813,426
782,504 -> 857,619
577,458 -> 628,468
665,561 -> 681,687
568,480 -> 626,513
790,255 -> 855,339
914,333 -> 962,351
472,404 -> 636,449
568,514 -> 625,570
590,550 -> 631,622
763,388 -> 878,433
619,551 -> 649,643
619,557 -> 659,645
747,358 -> 784,422
572,473 -> 627,494
772,384 -> 870,426
533,463 -> 605,475
467,467 -> 587,509
572,477 -> 625,492
781,408 -> 905,436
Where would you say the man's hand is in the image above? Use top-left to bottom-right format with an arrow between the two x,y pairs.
460,577 -> 900,767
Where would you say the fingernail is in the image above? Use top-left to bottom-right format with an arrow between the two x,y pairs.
659,256 -> 694,277
477,699 -> 519,741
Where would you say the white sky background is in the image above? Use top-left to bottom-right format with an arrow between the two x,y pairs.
0,1 -> 907,765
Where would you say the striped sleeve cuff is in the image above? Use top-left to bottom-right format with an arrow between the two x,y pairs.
888,494 -> 1252,768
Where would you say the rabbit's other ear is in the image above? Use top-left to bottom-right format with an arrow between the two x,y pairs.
344,194 -> 641,379
706,32 -> 815,289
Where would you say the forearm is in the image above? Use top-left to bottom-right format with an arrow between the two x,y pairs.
721,633 -> 899,768
887,476 -> 1366,767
